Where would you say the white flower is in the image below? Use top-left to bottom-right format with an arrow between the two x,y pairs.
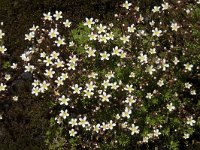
173,57 -> 179,65
12,96 -> 18,101
110,82 -> 119,90
93,124 -> 101,133
186,116 -> 196,126
71,84 -> 82,94
50,51 -> 60,59
86,47 -> 96,57
32,87 -> 40,96
60,73 -> 68,80
122,107 -> 132,118
120,35 -> 130,44
171,23 -> 180,32
149,48 -> 156,54
142,136 -> 149,143
59,109 -> 69,119
102,80 -> 111,89
4,74 -> 11,81
44,68 -> 55,78
63,19 -> 71,28
150,20 -> 155,26
191,90 -> 196,95
69,129 -> 77,137
97,24 -> 106,34
125,95 -> 136,106
152,28 -> 162,37
167,103 -> 175,111
128,24 -> 136,33
59,95 -> 70,105
161,59 -> 169,71
129,72 -> 135,78
88,32 -> 98,41
83,89 -> 94,98
53,11 -> 63,20
69,55 -> 79,63
129,124 -> 140,135
0,46 -> 7,54
98,34 -> 108,43
40,81 -> 50,92
85,81 -> 96,91
84,18 -> 95,28
152,6 -> 160,13
153,129 -> 161,137
99,92 -> 111,102
146,65 -> 156,75
79,116 -> 89,127
25,32 -> 35,41
32,79 -> 40,87
55,117 -> 62,124
112,46 -> 122,56
67,62 -> 76,70
101,122 -> 108,131
122,1 -> 132,10
0,83 -> 6,91
10,63 -> 17,69
48,28 -> 59,38
25,63 -> 35,72
69,118 -> 78,127
69,41 -> 75,47
43,56 -> 53,66
30,24 -> 39,31
107,120 -> 116,130
146,93 -> 153,99
185,82 -> 192,89
120,51 -> 127,58
162,2 -> 170,10
157,79 -> 164,87
116,114 -> 121,120
100,51 -> 110,60
88,72 -> 98,79
55,37 -> 66,47
138,53 -> 148,64
106,32 -> 114,40
40,52 -> 46,58
0,29 -> 5,39
124,84 -> 134,93
55,59 -> 64,68
183,133 -> 190,139
184,63 -> 193,71
43,12 -> 52,21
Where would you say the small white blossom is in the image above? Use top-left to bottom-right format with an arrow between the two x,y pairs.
167,103 -> 175,111
152,6 -> 160,13
69,129 -> 77,137
99,92 -> 111,102
43,12 -> 52,21
100,51 -> 110,60
152,28 -> 162,37
63,19 -> 71,28
122,1 -> 132,10
69,118 -> 78,127
59,95 -> 70,105
79,116 -> 89,127
129,124 -> 140,135
53,11 -> 63,20
84,18 -> 95,28
186,116 -> 196,126
171,23 -> 180,32
59,109 -> 69,119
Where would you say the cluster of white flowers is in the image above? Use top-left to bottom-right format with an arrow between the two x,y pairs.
20,0 -> 199,146
0,24 -> 7,97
